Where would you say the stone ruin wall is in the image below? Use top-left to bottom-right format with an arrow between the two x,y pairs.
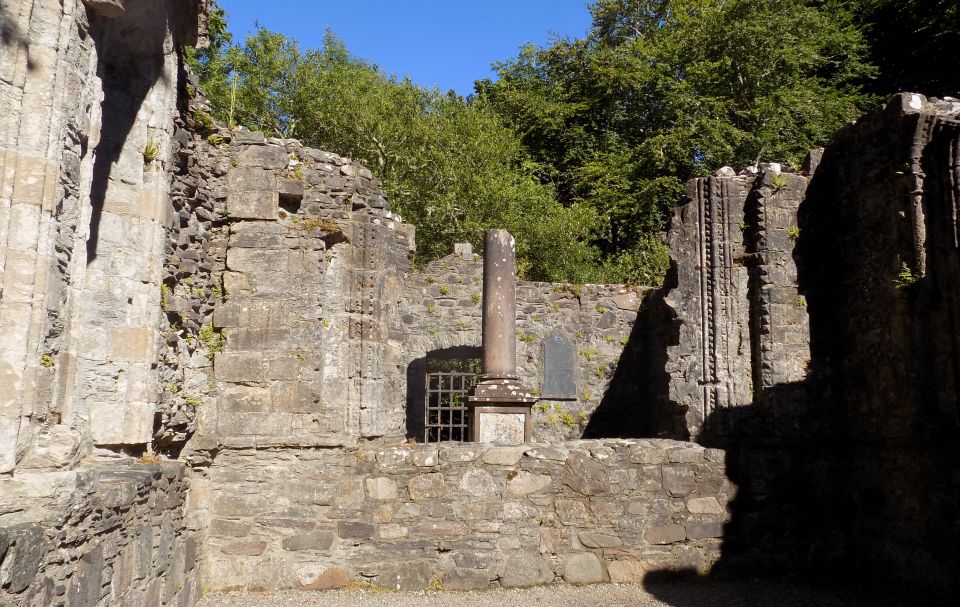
2,1 -> 208,605
799,93 -> 960,595
401,252 -> 644,443
201,440 -> 731,592
0,462 -> 199,606
1,0 -> 958,601
664,165 -> 812,438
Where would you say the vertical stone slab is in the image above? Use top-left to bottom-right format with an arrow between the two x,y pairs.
665,176 -> 754,437
542,331 -> 577,399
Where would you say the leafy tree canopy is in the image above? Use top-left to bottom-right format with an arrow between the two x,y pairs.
190,0 -> 954,286
477,0 -> 875,272
190,20 -> 607,283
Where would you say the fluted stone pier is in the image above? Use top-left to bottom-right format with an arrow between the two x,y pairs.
469,229 -> 537,443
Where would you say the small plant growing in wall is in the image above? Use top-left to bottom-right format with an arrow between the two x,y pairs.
893,263 -> 921,289
455,319 -> 470,330
425,303 -> 437,315
518,331 -> 535,344
198,324 -> 225,362
618,336 -> 630,346
787,225 -> 801,241
580,347 -> 599,361
738,217 -> 748,231
206,133 -> 226,147
143,140 -> 160,163
534,402 -> 550,413
40,354 -> 54,368
559,412 -> 576,429
795,295 -> 807,308
471,292 -> 481,305
770,172 -> 788,191
192,110 -> 215,134
183,396 -> 202,407
159,283 -> 170,311
438,285 -> 451,296
596,305 -> 608,314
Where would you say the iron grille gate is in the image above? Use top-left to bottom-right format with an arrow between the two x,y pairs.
424,371 -> 478,442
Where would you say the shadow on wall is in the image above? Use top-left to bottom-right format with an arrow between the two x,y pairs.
405,345 -> 481,441
85,0 -> 194,263
0,2 -> 36,70
643,102 -> 960,603
583,262 -> 688,440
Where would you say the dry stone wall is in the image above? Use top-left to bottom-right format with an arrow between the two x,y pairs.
200,439 -> 731,592
0,462 -> 199,606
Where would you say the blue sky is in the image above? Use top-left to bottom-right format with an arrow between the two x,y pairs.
217,0 -> 592,96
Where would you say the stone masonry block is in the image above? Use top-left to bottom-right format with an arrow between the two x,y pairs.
214,352 -> 266,383
238,145 -> 289,170
108,327 -> 157,362
227,190 -> 279,220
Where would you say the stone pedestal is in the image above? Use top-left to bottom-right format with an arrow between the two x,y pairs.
468,230 -> 536,443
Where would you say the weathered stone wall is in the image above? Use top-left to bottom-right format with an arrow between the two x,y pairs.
183,133 -> 414,451
400,252 -> 644,442
0,462 -> 199,606
0,0 -> 206,469
200,440 -> 730,592
798,93 -> 960,595
663,166 -> 811,438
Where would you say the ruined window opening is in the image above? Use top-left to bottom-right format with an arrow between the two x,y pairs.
278,193 -> 302,215
422,354 -> 481,443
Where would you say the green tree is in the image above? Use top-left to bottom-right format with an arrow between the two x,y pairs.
479,0 -> 874,283
190,18 -> 604,282
840,0 -> 960,96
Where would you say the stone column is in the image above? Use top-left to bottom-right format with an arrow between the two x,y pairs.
468,229 -> 536,443
481,229 -> 517,379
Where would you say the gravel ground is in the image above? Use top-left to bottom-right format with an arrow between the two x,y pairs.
198,579 -> 917,607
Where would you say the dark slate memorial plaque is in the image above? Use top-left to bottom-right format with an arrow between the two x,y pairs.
542,331 -> 577,399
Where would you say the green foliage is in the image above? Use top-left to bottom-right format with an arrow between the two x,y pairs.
840,0 -> 960,97
580,347 -> 600,361
893,263 -> 920,289
40,354 -> 53,368
471,292 -> 481,305
206,133 -> 226,146
478,0 -> 874,283
518,331 -> 535,344
192,22 -> 604,282
184,396 -> 203,407
188,0 -> 885,286
438,285 -> 451,296
787,225 -> 801,241
192,110 -> 215,134
198,324 -> 225,362
159,283 -> 170,311
143,140 -> 159,163
770,173 -> 789,191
